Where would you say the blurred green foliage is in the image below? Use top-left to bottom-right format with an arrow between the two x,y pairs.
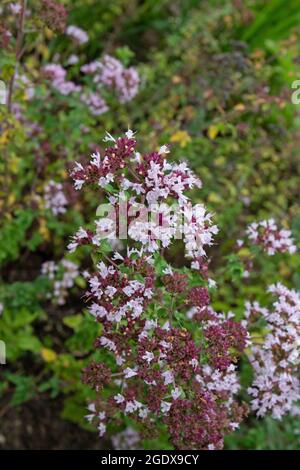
1,0 -> 300,449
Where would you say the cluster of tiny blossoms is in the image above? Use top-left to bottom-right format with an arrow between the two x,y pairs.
43,63 -> 81,96
111,427 -> 141,450
80,92 -> 109,116
79,55 -> 139,115
41,259 -> 79,305
245,283 -> 300,419
69,131 -> 217,256
40,0 -> 68,33
43,51 -> 139,116
81,54 -> 139,104
69,131 -> 248,450
9,3 -> 22,15
245,219 -> 296,256
2,0 -> 67,50
66,25 -> 88,45
44,180 -> 68,215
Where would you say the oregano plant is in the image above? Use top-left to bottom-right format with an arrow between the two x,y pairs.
68,130 -> 249,450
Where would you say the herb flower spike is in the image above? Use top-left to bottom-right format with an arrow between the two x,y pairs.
70,130 -> 218,257
246,283 -> 300,419
69,131 -> 247,450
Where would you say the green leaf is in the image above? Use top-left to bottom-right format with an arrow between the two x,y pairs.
7,375 -> 36,407
18,335 -> 42,353
63,314 -> 83,331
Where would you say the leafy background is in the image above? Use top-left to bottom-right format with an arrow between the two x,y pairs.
0,0 -> 300,449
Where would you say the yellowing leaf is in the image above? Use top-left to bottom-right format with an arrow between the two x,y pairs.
279,262 -> 291,277
63,358 -> 70,368
44,27 -> 54,40
208,125 -> 219,140
172,75 -> 182,84
8,193 -> 16,206
39,219 -> 50,241
8,155 -> 20,173
37,42 -> 50,60
59,169 -> 67,178
234,103 -> 246,111
41,347 -> 57,363
214,156 -> 226,166
170,130 -> 191,148
208,192 -> 222,204
0,130 -> 9,145
238,247 -> 251,258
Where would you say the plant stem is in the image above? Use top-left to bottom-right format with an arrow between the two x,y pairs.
103,253 -> 119,269
111,372 -> 124,378
7,0 -> 27,112
169,296 -> 175,326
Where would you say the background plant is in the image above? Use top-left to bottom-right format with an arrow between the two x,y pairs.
0,0 -> 300,450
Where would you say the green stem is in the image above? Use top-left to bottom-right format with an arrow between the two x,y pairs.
7,0 -> 27,112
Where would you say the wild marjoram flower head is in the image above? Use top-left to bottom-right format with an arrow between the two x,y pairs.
82,55 -> 140,104
44,180 -> 68,215
43,52 -> 140,117
41,259 -> 79,305
68,131 -> 248,450
246,283 -> 300,419
65,25 -> 88,45
246,219 -> 296,256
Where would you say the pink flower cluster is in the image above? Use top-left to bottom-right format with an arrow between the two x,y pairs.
9,3 -> 22,15
43,53 -> 139,116
16,72 -> 35,100
80,92 -> 109,116
41,259 -> 79,305
40,0 -> 67,33
43,64 -> 81,96
43,24 -> 88,95
91,54 -> 140,103
66,25 -> 88,45
69,132 -> 248,449
111,427 -> 141,450
246,283 -> 300,419
81,55 -> 140,108
69,131 -> 217,257
44,180 -> 68,215
80,261 -> 247,448
246,219 -> 296,255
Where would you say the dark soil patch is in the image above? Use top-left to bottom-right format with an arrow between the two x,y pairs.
0,397 -> 107,450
